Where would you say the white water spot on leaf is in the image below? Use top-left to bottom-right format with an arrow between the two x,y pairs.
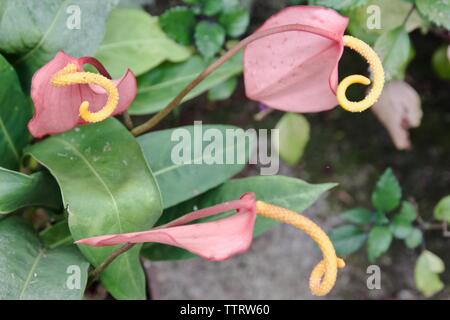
103,142 -> 112,152
372,80 -> 422,150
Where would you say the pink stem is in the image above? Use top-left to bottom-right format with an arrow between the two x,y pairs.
79,56 -> 112,79
131,23 -> 342,136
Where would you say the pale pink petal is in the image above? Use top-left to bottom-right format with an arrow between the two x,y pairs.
76,193 -> 257,261
28,51 -> 137,138
243,6 -> 348,113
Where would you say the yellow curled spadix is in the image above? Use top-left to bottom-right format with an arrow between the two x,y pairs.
51,63 -> 119,123
255,201 -> 345,296
337,35 -> 385,112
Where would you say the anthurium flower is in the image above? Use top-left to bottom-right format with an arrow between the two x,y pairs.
78,192 -> 345,296
243,6 -> 384,113
28,51 -> 137,138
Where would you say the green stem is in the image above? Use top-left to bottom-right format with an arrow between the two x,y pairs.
131,23 -> 340,137
87,243 -> 135,287
402,3 -> 416,28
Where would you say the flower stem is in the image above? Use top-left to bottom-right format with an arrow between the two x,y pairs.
131,24 -> 340,137
402,3 -> 416,27
87,243 -> 135,287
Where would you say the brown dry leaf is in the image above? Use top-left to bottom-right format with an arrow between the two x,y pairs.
372,80 -> 422,150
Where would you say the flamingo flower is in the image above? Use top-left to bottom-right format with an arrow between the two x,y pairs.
243,6 -> 384,113
28,51 -> 137,138
77,193 -> 345,297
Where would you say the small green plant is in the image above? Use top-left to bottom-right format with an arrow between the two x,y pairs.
330,168 -> 450,297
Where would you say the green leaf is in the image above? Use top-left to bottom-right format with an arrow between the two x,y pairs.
342,207 -> 373,225
142,176 -> 336,260
367,226 -> 392,262
138,124 -> 252,208
219,7 -> 250,37
329,225 -> 367,256
0,167 -> 61,214
405,228 -> 422,249
371,168 -> 402,212
160,7 -> 196,45
26,119 -> 163,300
39,220 -> 73,250
416,0 -> 450,30
201,0 -> 223,16
415,250 -> 445,297
275,113 -> 310,166
374,211 -> 389,225
432,46 -> 450,80
374,27 -> 412,81
0,54 -> 32,170
344,0 -> 425,45
207,77 -> 238,101
308,0 -> 368,10
95,9 -> 192,78
397,201 -> 417,222
195,21 -> 225,59
434,195 -> 450,223
118,0 -> 154,8
0,0 -> 118,83
130,53 -> 242,115
0,216 -> 89,299
390,215 -> 413,239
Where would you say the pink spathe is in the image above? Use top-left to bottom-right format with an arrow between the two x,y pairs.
28,51 -> 137,138
243,6 -> 348,112
76,193 -> 257,261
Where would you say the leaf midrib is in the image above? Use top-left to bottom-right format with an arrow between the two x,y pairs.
19,249 -> 44,299
14,0 -> 71,65
52,137 -> 123,233
0,115 -> 20,161
99,39 -> 176,51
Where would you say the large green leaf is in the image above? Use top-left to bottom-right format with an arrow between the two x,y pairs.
142,176 -> 336,260
130,52 -> 242,115
26,119 -> 163,300
95,9 -> 192,78
138,124 -> 251,209
0,54 -> 32,170
0,167 -> 61,214
0,0 -> 118,82
0,216 -> 89,300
